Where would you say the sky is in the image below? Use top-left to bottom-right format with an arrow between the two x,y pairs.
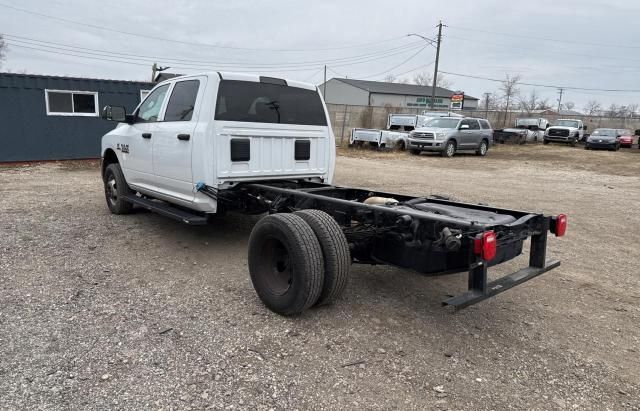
1,0 -> 640,111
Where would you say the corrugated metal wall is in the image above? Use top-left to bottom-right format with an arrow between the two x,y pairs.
0,73 -> 154,162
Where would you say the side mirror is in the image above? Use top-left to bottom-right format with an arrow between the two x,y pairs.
582,125 -> 588,131
102,105 -> 128,122
459,124 -> 470,130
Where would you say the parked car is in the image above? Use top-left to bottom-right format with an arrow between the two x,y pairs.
408,117 -> 493,157
585,128 -> 620,151
544,119 -> 586,146
617,129 -> 634,148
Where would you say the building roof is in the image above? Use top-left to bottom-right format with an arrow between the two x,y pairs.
0,72 -> 153,87
332,78 -> 479,100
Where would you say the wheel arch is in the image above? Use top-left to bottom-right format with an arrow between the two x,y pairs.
101,148 -> 119,180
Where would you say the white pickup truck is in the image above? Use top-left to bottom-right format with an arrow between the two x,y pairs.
350,114 -> 431,150
544,119 -> 586,146
100,72 -> 566,315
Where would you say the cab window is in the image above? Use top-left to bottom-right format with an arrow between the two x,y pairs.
164,80 -> 200,122
136,84 -> 170,122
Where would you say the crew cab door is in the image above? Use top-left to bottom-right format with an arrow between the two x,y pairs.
152,78 -> 204,202
123,83 -> 170,190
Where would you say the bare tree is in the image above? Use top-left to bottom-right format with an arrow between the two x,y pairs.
0,34 -> 7,68
411,71 -> 453,88
383,74 -> 397,83
500,74 -> 520,112
625,103 -> 638,118
583,100 -> 601,116
607,103 -> 623,118
518,90 -> 540,114
537,98 -> 552,110
563,101 -> 575,111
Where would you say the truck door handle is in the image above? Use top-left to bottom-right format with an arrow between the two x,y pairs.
141,133 -> 152,139
177,134 -> 191,141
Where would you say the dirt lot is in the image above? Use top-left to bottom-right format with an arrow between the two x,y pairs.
1,144 -> 639,410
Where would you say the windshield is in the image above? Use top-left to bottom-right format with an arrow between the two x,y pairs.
592,129 -> 617,137
554,120 -> 580,128
215,80 -> 327,126
426,118 -> 460,129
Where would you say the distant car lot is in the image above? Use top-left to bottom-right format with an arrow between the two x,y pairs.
1,145 -> 639,409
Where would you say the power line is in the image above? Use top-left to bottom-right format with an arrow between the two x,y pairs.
4,35 -> 424,69
439,70 -> 640,92
447,24 -> 640,50
0,2 -> 408,53
445,34 -> 640,66
359,46 -> 428,79
7,41 -> 430,75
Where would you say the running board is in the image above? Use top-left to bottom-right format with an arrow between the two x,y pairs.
123,194 -> 208,225
442,259 -> 560,309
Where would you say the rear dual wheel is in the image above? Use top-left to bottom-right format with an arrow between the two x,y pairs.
248,211 -> 350,315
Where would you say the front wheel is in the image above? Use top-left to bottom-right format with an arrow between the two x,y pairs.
569,138 -> 577,147
409,148 -> 421,155
396,140 -> 406,151
475,140 -> 488,156
441,140 -> 456,157
104,163 -> 133,215
543,139 -> 550,145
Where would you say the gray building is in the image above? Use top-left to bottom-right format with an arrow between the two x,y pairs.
0,73 -> 153,162
318,78 -> 479,110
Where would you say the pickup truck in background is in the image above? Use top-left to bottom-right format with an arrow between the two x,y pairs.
494,117 -> 549,144
350,113 -> 431,150
544,119 -> 586,146
100,72 -> 566,316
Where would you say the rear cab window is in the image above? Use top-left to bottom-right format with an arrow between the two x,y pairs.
215,80 -> 327,126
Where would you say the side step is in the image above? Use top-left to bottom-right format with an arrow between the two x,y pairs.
123,194 -> 208,225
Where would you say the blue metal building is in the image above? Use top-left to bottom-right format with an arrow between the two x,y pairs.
0,73 -> 153,162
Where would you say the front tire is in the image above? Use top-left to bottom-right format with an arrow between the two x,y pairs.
476,140 -> 488,156
103,163 -> 133,215
248,214 -> 324,316
409,148 -> 421,155
396,140 -> 406,151
441,140 -> 456,157
294,210 -> 350,306
543,139 -> 550,145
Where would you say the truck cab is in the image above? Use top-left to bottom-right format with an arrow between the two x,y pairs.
101,72 -> 335,214
544,119 -> 586,146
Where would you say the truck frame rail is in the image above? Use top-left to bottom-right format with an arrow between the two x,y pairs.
216,180 -> 564,309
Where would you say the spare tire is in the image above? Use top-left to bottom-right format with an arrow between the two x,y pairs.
294,210 -> 351,306
248,213 -> 324,315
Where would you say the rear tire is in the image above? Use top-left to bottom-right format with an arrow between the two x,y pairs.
475,140 -> 488,156
103,163 -> 133,215
248,214 -> 324,316
441,140 -> 456,157
294,210 -> 350,306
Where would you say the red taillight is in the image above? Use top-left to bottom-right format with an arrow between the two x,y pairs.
553,214 -> 567,237
473,231 -> 497,261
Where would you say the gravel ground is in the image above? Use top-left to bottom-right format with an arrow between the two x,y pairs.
1,144 -> 639,410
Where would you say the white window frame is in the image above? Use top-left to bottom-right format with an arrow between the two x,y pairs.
44,89 -> 99,117
140,89 -> 151,102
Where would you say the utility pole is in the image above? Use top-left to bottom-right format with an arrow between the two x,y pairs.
431,21 -> 444,110
483,93 -> 491,119
557,88 -> 564,114
323,65 -> 327,100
